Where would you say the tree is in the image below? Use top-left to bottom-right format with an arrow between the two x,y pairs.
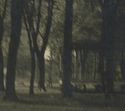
24,0 -> 40,95
5,0 -> 23,100
62,0 -> 73,97
24,0 -> 54,92
99,0 -> 119,96
24,14 -> 36,95
38,0 -> 54,91
0,0 -> 7,91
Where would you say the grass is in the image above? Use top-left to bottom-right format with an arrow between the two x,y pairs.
1,88 -> 125,111
0,100 -> 125,111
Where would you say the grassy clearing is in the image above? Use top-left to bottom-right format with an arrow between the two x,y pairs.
0,88 -> 125,111
0,100 -> 125,111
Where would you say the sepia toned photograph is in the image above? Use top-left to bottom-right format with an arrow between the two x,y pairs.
0,0 -> 125,111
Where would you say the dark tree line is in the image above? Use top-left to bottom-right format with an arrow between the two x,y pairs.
0,0 -> 124,101
0,0 -> 55,100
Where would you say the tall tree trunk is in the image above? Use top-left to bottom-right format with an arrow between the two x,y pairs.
0,47 -> 4,91
24,15 -> 36,95
29,38 -> 36,95
38,0 -> 53,91
120,52 -> 125,80
28,33 -> 36,95
98,51 -> 105,92
5,0 -> 23,100
105,51 -> 115,95
38,53 -> 46,91
62,0 -> 73,97
29,53 -> 36,95
0,17 -> 4,91
0,0 -> 7,92
101,0 -> 118,96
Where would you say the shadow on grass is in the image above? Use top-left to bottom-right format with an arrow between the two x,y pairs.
15,92 -> 125,108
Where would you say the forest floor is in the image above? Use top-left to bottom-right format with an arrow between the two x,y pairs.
0,87 -> 125,111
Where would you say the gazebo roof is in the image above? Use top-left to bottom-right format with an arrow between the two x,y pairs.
72,39 -> 100,51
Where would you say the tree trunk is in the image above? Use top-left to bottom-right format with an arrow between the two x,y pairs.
0,47 -> 4,91
0,0 -> 8,92
62,0 -> 73,97
28,34 -> 36,95
120,52 -> 125,80
38,0 -> 54,91
105,50 -> 115,95
5,0 -> 23,100
24,15 -> 36,95
98,51 -> 105,92
29,49 -> 36,95
38,53 -> 46,91
101,0 -> 118,97
0,17 -> 4,91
